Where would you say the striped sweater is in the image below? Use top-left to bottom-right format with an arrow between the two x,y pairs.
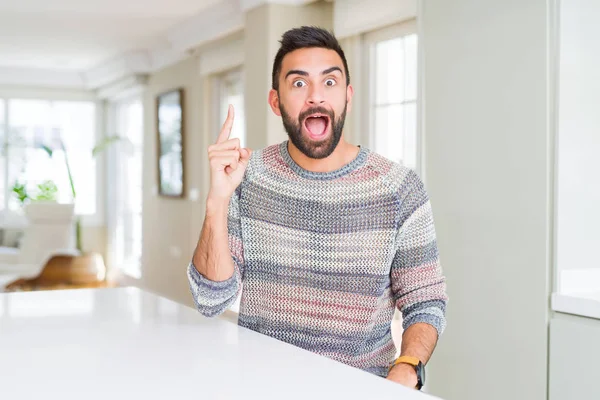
187,141 -> 447,377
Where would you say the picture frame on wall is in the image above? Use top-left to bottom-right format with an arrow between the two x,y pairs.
156,88 -> 185,198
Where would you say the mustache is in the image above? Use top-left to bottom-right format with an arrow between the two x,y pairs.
298,107 -> 334,122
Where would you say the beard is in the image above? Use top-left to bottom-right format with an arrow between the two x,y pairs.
279,101 -> 347,160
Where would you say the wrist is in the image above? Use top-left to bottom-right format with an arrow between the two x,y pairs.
388,363 -> 418,387
390,362 -> 417,376
205,195 -> 230,217
388,356 -> 424,390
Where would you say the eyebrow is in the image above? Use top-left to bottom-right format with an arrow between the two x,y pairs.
284,66 -> 344,80
322,66 -> 343,75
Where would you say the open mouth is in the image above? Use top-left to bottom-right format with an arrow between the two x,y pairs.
303,113 -> 330,140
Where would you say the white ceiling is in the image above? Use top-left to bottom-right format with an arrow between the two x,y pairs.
0,0 -> 223,71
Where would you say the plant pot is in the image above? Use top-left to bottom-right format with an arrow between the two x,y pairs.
38,252 -> 106,285
24,202 -> 75,222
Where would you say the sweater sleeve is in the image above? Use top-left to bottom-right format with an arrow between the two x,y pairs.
187,186 -> 245,317
391,170 -> 448,336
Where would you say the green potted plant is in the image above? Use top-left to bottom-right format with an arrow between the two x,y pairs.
5,181 -> 60,253
12,180 -> 59,206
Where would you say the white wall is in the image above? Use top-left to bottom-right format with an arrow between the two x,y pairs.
556,0 -> 600,273
549,313 -> 600,400
421,1 -> 552,399
141,55 -> 200,307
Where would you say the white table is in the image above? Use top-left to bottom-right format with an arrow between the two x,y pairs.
0,287 -> 441,399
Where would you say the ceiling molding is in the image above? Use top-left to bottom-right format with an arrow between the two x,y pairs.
333,0 -> 417,39
198,38 -> 244,76
95,74 -> 148,101
82,50 -> 152,90
0,67 -> 86,89
167,0 -> 244,55
240,0 -> 317,12
149,45 -> 186,73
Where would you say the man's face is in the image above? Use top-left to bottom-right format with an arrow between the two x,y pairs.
269,47 -> 354,159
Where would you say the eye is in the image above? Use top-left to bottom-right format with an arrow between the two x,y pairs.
293,80 -> 306,88
325,79 -> 336,87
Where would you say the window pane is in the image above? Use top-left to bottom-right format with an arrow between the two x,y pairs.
9,99 -> 52,145
219,71 -> 245,148
369,28 -> 419,171
54,101 -> 96,215
122,101 -> 143,147
403,102 -> 417,170
7,147 -> 70,212
128,212 -> 142,275
404,34 -> 418,101
375,37 -> 404,105
217,70 -> 244,312
374,104 -> 403,164
127,148 -> 143,213
7,99 -> 96,215
113,99 -> 143,279
0,99 -> 5,209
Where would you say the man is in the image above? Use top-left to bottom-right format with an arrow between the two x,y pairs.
188,26 -> 447,390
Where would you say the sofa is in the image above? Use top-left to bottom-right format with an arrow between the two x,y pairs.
0,203 -> 77,289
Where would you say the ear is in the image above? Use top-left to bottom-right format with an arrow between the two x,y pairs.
346,84 -> 354,114
268,89 -> 281,116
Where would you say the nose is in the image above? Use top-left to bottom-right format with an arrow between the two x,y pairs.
306,85 -> 325,105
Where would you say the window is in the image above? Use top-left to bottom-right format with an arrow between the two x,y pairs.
364,22 -> 418,170
0,99 -> 97,215
215,68 -> 245,147
213,67 -> 245,313
107,98 -> 143,279
0,100 -> 5,209
362,22 -> 419,334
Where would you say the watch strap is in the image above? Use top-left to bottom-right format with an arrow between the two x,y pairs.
389,356 -> 424,390
389,355 -> 420,371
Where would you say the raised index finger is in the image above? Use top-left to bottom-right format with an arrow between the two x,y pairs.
216,105 -> 234,144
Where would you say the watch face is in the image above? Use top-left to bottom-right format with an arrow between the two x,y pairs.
417,362 -> 425,389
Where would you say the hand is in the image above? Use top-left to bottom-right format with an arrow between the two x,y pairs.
386,363 -> 418,389
207,105 -> 252,203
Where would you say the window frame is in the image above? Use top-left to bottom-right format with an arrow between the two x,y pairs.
361,20 -> 421,175
105,93 -> 144,280
211,66 -> 245,146
0,90 -> 104,227
210,65 -> 245,315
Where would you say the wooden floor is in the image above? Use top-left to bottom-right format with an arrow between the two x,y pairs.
4,279 -> 117,292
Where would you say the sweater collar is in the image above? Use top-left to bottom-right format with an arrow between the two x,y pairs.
279,140 -> 369,181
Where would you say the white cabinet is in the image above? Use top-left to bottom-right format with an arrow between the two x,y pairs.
549,316 -> 600,400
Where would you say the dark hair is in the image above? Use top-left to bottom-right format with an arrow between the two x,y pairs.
271,26 -> 350,91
